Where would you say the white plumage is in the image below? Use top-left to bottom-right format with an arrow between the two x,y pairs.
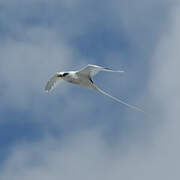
45,64 -> 145,113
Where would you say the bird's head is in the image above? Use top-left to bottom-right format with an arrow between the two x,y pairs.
56,72 -> 69,78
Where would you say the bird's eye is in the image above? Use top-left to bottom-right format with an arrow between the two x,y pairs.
63,73 -> 69,76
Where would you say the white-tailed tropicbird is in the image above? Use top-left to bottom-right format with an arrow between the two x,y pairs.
45,64 -> 145,113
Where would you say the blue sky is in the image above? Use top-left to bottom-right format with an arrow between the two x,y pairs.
0,0 -> 180,179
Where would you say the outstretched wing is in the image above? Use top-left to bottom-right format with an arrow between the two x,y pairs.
91,84 -> 146,114
77,64 -> 124,78
45,74 -> 64,92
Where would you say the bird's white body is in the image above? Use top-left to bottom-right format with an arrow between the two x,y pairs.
45,64 -> 145,113
61,71 -> 79,84
61,71 -> 94,90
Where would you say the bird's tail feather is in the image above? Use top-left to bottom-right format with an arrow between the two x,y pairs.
92,85 -> 146,114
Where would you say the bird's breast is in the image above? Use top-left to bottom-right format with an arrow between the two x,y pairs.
63,74 -> 81,85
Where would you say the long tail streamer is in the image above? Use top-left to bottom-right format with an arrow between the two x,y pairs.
93,85 -> 147,114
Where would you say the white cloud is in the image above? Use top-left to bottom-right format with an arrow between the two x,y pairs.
0,27 -> 73,109
0,130 -> 150,180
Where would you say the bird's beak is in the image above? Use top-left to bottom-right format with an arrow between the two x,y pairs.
56,74 -> 63,78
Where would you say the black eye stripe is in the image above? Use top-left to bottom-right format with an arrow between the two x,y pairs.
63,73 -> 69,76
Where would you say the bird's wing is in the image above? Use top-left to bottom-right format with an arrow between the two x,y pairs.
77,64 -> 124,78
45,74 -> 64,92
91,84 -> 146,114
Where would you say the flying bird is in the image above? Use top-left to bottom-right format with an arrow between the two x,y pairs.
45,64 -> 145,113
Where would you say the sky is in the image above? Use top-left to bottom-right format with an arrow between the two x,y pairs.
0,0 -> 180,179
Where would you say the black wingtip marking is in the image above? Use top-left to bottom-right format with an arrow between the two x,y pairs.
89,77 -> 94,84
104,67 -> 112,70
